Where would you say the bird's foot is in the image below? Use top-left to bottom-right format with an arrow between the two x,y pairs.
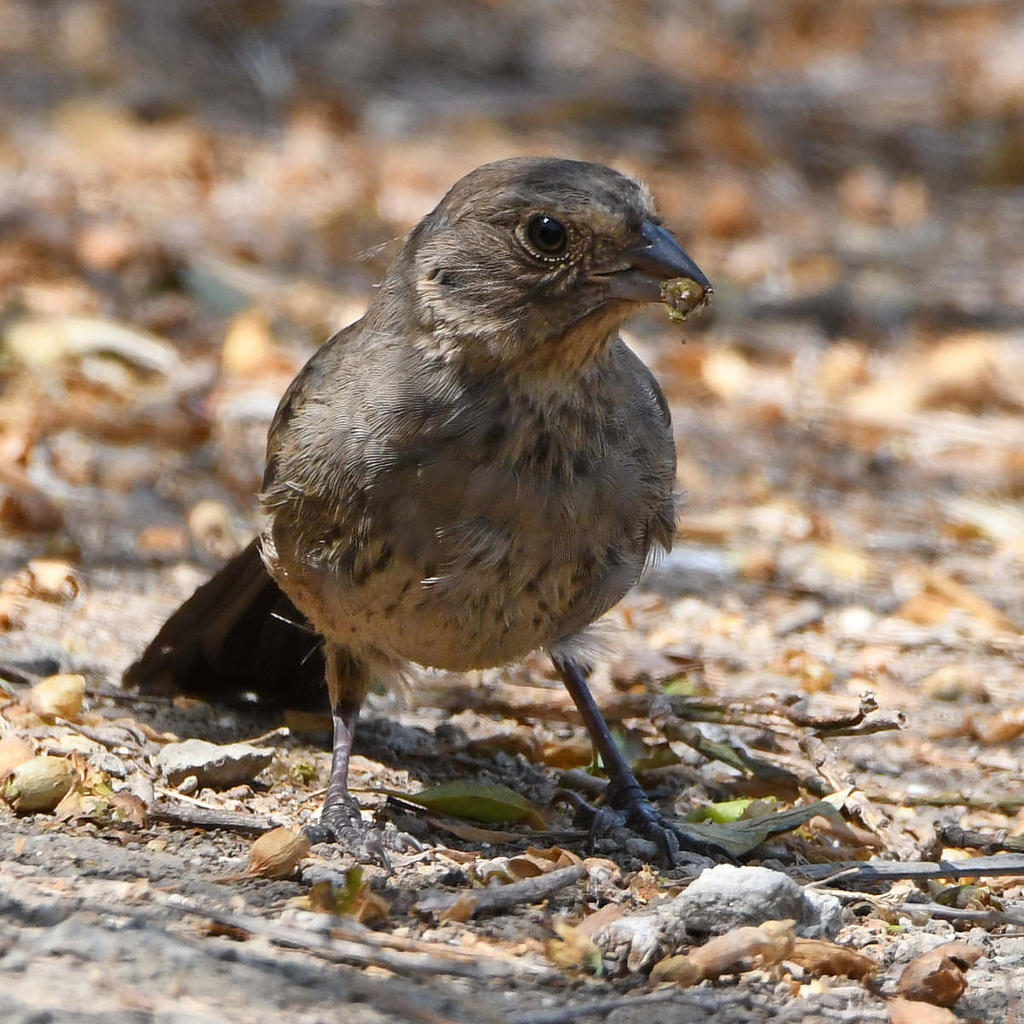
563,781 -> 735,866
303,799 -> 423,869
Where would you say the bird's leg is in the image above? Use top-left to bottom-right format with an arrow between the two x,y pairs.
303,645 -> 420,863
552,654 -> 732,866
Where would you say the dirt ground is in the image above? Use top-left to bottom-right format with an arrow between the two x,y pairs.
1,2 -> 1023,1021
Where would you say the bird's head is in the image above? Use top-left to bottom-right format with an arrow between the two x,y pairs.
373,157 -> 711,375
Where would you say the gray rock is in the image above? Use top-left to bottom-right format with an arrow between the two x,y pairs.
672,864 -> 843,940
155,739 -> 273,790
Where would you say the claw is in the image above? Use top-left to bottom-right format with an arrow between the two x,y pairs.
557,782 -> 734,865
303,802 -> 423,871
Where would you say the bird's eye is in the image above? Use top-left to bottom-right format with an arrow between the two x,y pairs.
525,214 -> 569,257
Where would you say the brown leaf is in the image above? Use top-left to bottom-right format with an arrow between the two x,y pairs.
27,673 -> 85,721
649,953 -> 703,987
887,997 -> 958,1024
439,892 -> 477,924
538,738 -> 593,769
896,942 -> 984,1007
108,790 -> 149,826
545,919 -> 603,974
507,846 -> 582,880
688,919 -> 796,980
910,570 -> 1016,634
968,706 -> 1024,745
574,903 -> 625,938
304,870 -> 389,923
427,817 -> 525,844
24,560 -> 81,602
787,938 -> 877,981
0,735 -> 34,779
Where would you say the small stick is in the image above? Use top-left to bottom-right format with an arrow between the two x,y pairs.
415,864 -> 584,918
157,894 -> 544,981
150,799 -> 282,835
509,989 -> 766,1024
792,853 -> 1024,885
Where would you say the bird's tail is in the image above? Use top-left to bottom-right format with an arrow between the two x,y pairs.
124,538 -> 326,709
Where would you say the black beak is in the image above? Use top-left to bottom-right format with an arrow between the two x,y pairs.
593,221 -> 712,304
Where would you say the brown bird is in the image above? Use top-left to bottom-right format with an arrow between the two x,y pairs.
127,157 -> 718,863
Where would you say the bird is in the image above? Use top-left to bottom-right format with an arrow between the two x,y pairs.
126,156 -> 717,863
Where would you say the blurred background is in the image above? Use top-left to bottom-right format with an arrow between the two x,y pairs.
0,0 -> 1022,688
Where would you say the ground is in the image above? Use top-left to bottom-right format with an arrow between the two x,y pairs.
1,2 -> 1023,1022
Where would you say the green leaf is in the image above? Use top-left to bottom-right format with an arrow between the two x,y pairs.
673,789 -> 853,860
686,796 -> 772,824
380,782 -> 546,828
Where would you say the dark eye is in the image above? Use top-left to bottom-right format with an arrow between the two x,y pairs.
525,214 -> 568,257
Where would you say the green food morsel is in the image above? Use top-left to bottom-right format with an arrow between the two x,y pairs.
661,276 -> 711,323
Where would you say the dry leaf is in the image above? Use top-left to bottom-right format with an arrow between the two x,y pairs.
27,673 -> 85,720
507,846 -> 582,880
0,735 -> 34,779
3,755 -> 76,812
778,648 -> 835,694
921,664 -> 986,703
787,938 -> 877,981
688,919 -> 796,979
539,738 -> 593,769
245,827 -> 310,880
387,781 -> 546,828
896,942 -> 984,1007
969,706 -> 1024,744
221,309 -> 278,376
433,846 -> 481,865
427,817 -> 525,844
701,348 -> 752,400
899,570 -> 1016,634
108,790 -> 149,826
187,500 -> 241,561
887,997 -> 958,1024
304,868 -> 388,922
545,919 -> 603,974
25,560 -> 81,602
574,903 -> 625,938
439,892 -> 478,924
581,857 -> 623,886
3,314 -> 180,374
649,953 -> 703,986
136,524 -> 189,554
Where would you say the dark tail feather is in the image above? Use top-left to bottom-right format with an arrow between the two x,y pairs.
124,538 -> 326,709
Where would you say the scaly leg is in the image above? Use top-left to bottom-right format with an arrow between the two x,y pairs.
303,645 -> 420,864
552,654 -> 732,865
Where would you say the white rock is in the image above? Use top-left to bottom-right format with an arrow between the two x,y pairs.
155,739 -> 273,790
671,864 -> 842,940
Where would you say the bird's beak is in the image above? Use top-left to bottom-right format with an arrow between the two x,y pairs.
592,222 -> 712,304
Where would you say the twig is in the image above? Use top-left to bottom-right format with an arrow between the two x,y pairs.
815,711 -> 906,737
242,726 -> 291,747
424,684 -> 901,742
893,901 -> 1024,928
792,853 -> 1024,885
150,798 -> 282,834
54,716 -> 148,749
508,988 -> 763,1024
158,893 -> 544,980
802,735 -> 918,860
77,897 -> 503,1024
415,864 -> 584,918
867,789 -> 1024,813
938,824 -> 1022,854
85,683 -> 177,706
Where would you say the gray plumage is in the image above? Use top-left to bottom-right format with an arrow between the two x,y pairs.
128,157 -> 718,862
